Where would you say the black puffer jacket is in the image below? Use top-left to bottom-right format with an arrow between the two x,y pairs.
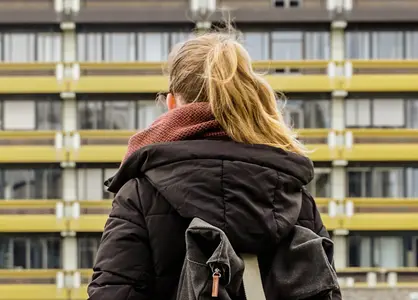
88,139 -> 341,300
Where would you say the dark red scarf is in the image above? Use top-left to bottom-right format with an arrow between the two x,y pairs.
123,102 -> 228,162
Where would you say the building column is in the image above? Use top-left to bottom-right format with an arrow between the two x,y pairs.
60,22 -> 78,273
330,21 -> 348,270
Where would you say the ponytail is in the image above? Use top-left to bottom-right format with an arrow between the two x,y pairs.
167,32 -> 308,156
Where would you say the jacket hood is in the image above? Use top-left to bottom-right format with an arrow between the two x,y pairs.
107,139 -> 314,253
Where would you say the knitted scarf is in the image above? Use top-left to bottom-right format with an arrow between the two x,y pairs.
123,102 -> 228,162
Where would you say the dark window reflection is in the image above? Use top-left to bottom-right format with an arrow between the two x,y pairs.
78,100 -> 136,130
0,236 -> 61,269
284,100 -> 330,128
36,101 -> 61,130
78,237 -> 101,269
1,168 -> 62,200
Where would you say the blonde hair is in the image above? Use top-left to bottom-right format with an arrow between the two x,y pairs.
166,30 -> 308,156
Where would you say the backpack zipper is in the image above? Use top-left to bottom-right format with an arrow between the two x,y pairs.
211,268 -> 222,297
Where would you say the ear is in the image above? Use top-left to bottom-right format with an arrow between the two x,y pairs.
166,93 -> 177,111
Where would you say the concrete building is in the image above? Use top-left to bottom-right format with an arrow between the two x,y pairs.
0,0 -> 417,299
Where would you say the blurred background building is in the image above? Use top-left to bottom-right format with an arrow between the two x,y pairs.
0,0 -> 417,299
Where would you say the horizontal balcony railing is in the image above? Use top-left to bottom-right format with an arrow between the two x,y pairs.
1,267 -> 418,300
1,60 -> 418,93
0,130 -> 65,163
1,129 -> 418,163
1,198 -> 418,232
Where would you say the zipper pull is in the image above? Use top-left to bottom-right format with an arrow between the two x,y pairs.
212,268 -> 222,297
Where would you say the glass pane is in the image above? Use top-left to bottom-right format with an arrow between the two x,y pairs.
47,239 -> 61,269
4,100 -> 36,130
4,33 -> 36,62
78,101 -> 104,129
243,32 -> 269,60
373,168 -> 404,197
30,238 -> 43,269
137,101 -> 166,129
4,170 -> 34,200
406,31 -> 418,59
305,101 -> 330,128
104,168 -> 118,199
46,168 -> 62,199
104,101 -> 136,129
271,32 -> 303,60
104,32 -> 135,62
78,238 -> 99,269
348,170 -> 372,197
37,33 -> 62,62
346,32 -> 370,59
373,237 -> 404,268
37,101 -> 62,130
0,237 -> 10,268
12,239 -> 27,269
407,168 -> 418,197
407,100 -> 418,128
284,100 -> 304,128
139,33 -> 169,62
372,32 -> 403,59
349,236 -> 371,267
305,32 -> 330,60
171,32 -> 192,46
77,33 -> 103,62
77,168 -> 103,200
372,99 -> 404,127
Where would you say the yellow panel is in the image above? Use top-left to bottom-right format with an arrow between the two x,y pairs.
350,198 -> 418,207
320,215 -> 340,230
266,75 -> 335,92
70,144 -> 331,163
0,215 -> 66,232
345,75 -> 418,92
0,285 -> 67,300
73,75 -> 333,93
72,285 -> 88,300
0,146 -> 64,163
0,77 -> 62,93
69,215 -> 107,232
343,214 -> 418,230
344,144 -> 418,161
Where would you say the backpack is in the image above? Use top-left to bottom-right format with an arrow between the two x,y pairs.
176,218 -> 339,300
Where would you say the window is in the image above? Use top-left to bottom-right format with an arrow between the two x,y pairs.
372,99 -> 404,127
138,33 -> 169,62
407,100 -> 418,128
273,0 -> 302,7
272,32 -> 303,60
77,33 -> 103,62
1,32 -> 61,62
347,168 -> 404,198
305,32 -> 330,60
346,99 -> 405,128
284,100 -> 331,128
76,168 -> 118,200
349,236 -> 404,268
307,169 -> 331,198
104,32 -> 136,62
2,100 -> 61,130
36,33 -> 62,62
36,101 -> 62,130
3,101 -> 35,130
77,100 -> 136,130
372,31 -> 403,59
406,31 -> 418,59
346,32 -> 370,59
407,168 -> 418,198
0,236 -> 61,269
243,32 -> 269,61
78,236 -> 101,269
137,100 -> 166,130
1,168 -> 62,200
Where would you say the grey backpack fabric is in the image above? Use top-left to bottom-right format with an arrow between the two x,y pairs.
176,218 -> 339,300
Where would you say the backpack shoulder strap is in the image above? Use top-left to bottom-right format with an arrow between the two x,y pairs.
241,254 -> 266,300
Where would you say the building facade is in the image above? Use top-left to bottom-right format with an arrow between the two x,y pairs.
0,0 -> 418,299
